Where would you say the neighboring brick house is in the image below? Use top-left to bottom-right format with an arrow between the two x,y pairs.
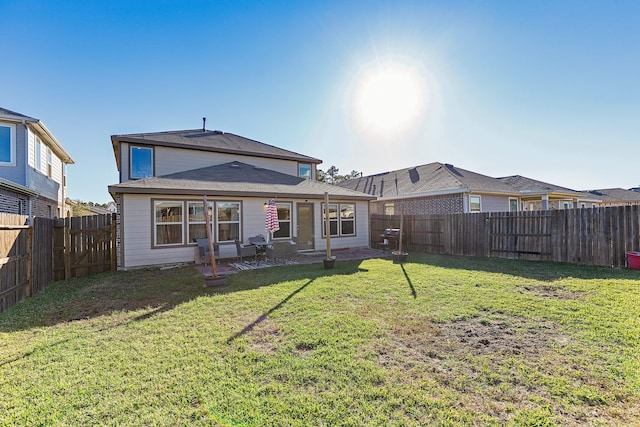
339,162 -> 601,215
582,188 -> 640,207
108,128 -> 375,269
0,107 -> 74,218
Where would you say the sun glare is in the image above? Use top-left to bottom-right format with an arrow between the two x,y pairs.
352,60 -> 427,137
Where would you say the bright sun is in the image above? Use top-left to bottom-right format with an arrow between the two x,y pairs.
352,60 -> 427,137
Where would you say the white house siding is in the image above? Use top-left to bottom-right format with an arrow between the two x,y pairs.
120,142 -> 298,179
472,194 -> 510,213
119,193 -> 370,270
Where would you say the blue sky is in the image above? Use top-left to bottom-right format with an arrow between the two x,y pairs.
2,0 -> 639,203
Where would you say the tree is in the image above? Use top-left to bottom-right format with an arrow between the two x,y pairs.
317,166 -> 361,185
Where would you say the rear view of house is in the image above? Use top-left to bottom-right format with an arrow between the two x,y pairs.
108,128 -> 375,270
0,107 -> 74,218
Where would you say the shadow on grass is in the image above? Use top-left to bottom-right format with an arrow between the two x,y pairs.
408,252 -> 640,282
0,267 -> 214,332
401,264 -> 417,299
224,261 -> 369,343
0,260 -> 371,333
226,278 -> 315,344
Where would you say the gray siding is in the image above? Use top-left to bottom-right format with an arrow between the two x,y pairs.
0,121 -> 26,186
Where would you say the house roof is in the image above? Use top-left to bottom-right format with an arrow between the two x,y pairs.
0,107 -> 75,164
583,188 -> 640,203
339,162 -> 601,202
498,175 -> 598,200
108,161 -> 376,201
0,177 -> 39,196
111,129 -> 321,170
338,162 -> 517,199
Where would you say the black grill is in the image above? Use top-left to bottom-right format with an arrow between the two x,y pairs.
381,228 -> 401,251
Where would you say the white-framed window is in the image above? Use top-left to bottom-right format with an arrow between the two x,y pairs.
46,147 -> 53,178
561,201 -> 573,209
273,202 -> 292,239
0,123 -> 16,166
130,145 -> 153,179
187,201 -> 213,243
469,195 -> 481,213
154,201 -> 183,246
322,203 -> 356,237
298,163 -> 312,179
509,198 -> 519,212
217,201 -> 240,242
35,137 -> 42,172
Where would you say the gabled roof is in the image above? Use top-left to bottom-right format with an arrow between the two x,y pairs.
339,162 -> 604,202
584,188 -> 640,203
111,129 -> 321,170
338,162 -> 516,199
108,161 -> 375,201
0,107 -> 74,164
498,175 -> 597,200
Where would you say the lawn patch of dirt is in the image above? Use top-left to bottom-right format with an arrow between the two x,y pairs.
369,312 -> 631,425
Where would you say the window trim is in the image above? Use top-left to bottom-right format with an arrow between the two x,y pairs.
187,200 -> 214,245
298,163 -> 312,180
509,197 -> 519,212
216,200 -> 242,243
153,200 -> 184,247
273,201 -> 292,240
130,145 -> 154,180
469,195 -> 481,213
0,123 -> 16,166
321,202 -> 356,238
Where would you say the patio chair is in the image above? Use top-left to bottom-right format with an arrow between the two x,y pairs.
266,241 -> 289,262
196,238 -> 219,265
235,239 -> 256,262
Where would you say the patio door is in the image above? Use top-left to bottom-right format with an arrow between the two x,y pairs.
296,203 -> 314,251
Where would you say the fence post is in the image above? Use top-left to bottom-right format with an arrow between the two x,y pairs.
111,213 -> 117,271
64,217 -> 71,280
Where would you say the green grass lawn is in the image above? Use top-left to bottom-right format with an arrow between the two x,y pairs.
1,254 -> 639,426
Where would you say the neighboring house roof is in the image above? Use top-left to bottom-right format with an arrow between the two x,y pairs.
0,107 -> 74,164
338,162 -> 517,200
498,175 -> 599,201
89,205 -> 114,215
108,161 -> 376,201
111,129 -> 321,171
0,177 -> 39,196
339,162 -> 602,203
584,188 -> 640,204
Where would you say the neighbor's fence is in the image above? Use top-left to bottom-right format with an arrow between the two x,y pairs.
0,213 -> 116,313
371,205 -> 640,268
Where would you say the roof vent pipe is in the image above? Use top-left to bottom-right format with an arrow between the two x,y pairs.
202,117 -> 206,131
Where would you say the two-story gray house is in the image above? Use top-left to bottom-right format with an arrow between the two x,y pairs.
0,107 -> 74,218
108,128 -> 375,270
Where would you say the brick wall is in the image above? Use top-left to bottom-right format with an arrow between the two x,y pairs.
371,194 -> 464,215
0,188 -> 28,214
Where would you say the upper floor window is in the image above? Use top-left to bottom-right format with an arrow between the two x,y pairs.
0,123 -> 16,166
35,137 -> 42,171
469,195 -> 481,213
298,163 -> 312,179
130,146 -> 153,179
47,147 -> 53,177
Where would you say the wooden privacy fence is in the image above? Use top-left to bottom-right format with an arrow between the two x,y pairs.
0,213 -> 116,313
371,205 -> 640,268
